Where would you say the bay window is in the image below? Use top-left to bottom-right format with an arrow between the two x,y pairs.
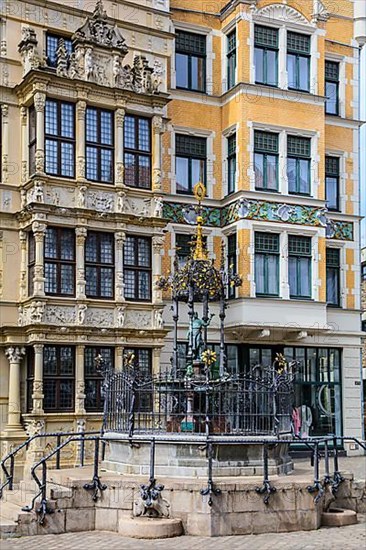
326,248 -> 340,306
255,232 -> 279,296
288,235 -> 312,299
176,31 -> 206,92
123,236 -> 152,301
325,156 -> 340,211
254,131 -> 278,191
85,232 -> 114,299
287,32 -> 310,92
227,133 -> 236,195
287,135 -> 311,195
176,134 -> 206,194
227,30 -> 236,89
124,115 -> 151,189
45,99 -> 75,178
44,227 -> 75,296
254,25 -> 278,86
325,61 -> 339,115
86,107 -> 114,184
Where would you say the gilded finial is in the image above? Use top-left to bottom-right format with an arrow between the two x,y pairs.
193,183 -> 208,261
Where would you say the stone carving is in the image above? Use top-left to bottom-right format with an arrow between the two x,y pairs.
18,306 -> 24,326
86,308 -> 114,327
152,168 -> 162,191
255,4 -> 312,26
5,346 -> 26,363
125,311 -> 151,329
35,150 -> 45,173
30,301 -> 45,324
88,191 -> 114,212
43,305 -> 76,325
276,204 -> 293,222
153,196 -> 163,218
78,304 -> 88,325
116,190 -> 126,213
154,309 -> 164,329
27,180 -> 44,203
48,1 -> 162,95
312,0 -> 330,22
152,235 -> 165,252
25,419 -> 45,438
77,418 -> 86,432
116,306 -> 126,327
134,484 -> 170,518
18,26 -> 46,74
78,186 -> 87,208
237,198 -> 250,218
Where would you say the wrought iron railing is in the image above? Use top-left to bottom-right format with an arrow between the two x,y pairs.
103,368 -> 295,437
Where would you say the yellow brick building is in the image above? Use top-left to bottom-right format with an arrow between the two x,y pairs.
161,0 -> 365,449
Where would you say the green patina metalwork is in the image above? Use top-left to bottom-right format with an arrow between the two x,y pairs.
162,199 -> 354,241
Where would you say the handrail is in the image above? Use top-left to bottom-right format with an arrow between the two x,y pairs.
0,430 -> 99,499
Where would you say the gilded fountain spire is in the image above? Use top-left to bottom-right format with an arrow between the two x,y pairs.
192,182 -> 208,261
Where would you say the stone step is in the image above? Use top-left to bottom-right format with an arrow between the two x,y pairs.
0,515 -> 19,538
3,489 -> 40,508
0,501 -> 24,522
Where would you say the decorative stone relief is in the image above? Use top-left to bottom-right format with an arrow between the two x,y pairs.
18,26 -> 46,75
26,180 -> 44,204
125,310 -> 151,329
41,1 -> 164,95
43,305 -> 77,325
87,190 -> 114,212
154,309 -> 164,329
162,199 -> 354,241
116,305 -> 126,327
152,196 -> 163,218
25,419 -> 45,438
255,4 -> 313,26
5,346 -> 26,363
77,304 -> 88,325
85,308 -> 114,327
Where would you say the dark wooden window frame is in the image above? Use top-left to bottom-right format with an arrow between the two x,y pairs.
44,227 -> 76,297
85,231 -> 115,299
42,345 -> 75,412
124,114 -> 152,189
84,346 -> 114,412
85,107 -> 114,184
45,99 -> 76,178
123,236 -> 152,302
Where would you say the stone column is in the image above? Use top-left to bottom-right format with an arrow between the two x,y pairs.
34,92 -> 46,174
115,231 -> 126,301
76,100 -> 86,181
32,344 -> 44,414
152,347 -> 161,377
75,345 -> 86,415
115,346 -> 124,373
32,221 -> 46,297
115,107 -> 126,186
152,115 -> 163,192
5,346 -> 26,430
19,230 -> 27,300
20,106 -> 28,183
76,227 -> 87,299
279,26 -> 287,89
1,104 -> 9,183
152,235 -> 165,304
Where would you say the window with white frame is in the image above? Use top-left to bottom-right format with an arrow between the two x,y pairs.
254,131 -> 279,192
287,32 -> 310,92
255,232 -> 280,297
227,30 -> 236,90
325,156 -> 340,211
288,235 -> 312,299
287,135 -> 311,195
254,25 -> 278,86
176,134 -> 206,195
326,248 -> 340,306
325,61 -> 339,115
227,133 -> 236,195
175,31 -> 206,92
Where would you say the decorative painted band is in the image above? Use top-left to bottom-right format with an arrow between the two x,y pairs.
162,199 -> 353,241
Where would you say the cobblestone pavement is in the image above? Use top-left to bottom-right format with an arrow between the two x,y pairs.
2,517 -> 365,550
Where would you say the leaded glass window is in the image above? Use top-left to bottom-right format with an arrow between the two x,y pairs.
288,235 -> 312,298
325,61 -> 339,115
287,32 -> 310,92
28,232 -> 35,296
43,346 -> 75,411
287,135 -> 311,195
325,156 -> 340,211
176,31 -> 206,92
228,133 -> 236,194
46,33 -> 73,68
124,348 -> 152,410
326,248 -> 340,306
227,30 -> 236,89
84,347 -> 114,411
45,100 -> 75,178
44,227 -> 75,296
86,108 -> 114,183
176,134 -> 206,194
124,115 -> 151,189
85,232 -> 114,299
123,236 -> 152,301
254,25 -> 278,86
254,131 -> 278,191
255,232 -> 279,296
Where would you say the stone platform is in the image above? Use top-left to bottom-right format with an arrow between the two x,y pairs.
103,434 -> 293,477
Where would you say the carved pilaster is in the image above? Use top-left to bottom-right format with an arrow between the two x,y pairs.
34,92 -> 46,174
32,344 -> 44,414
76,227 -> 87,299
0,231 -> 3,299
19,230 -> 27,299
115,107 -> 125,185
152,235 -> 165,304
75,345 -> 86,414
20,106 -> 28,183
32,221 -> 46,296
76,100 -> 87,180
115,231 -> 126,301
1,104 -> 9,183
152,116 -> 163,192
